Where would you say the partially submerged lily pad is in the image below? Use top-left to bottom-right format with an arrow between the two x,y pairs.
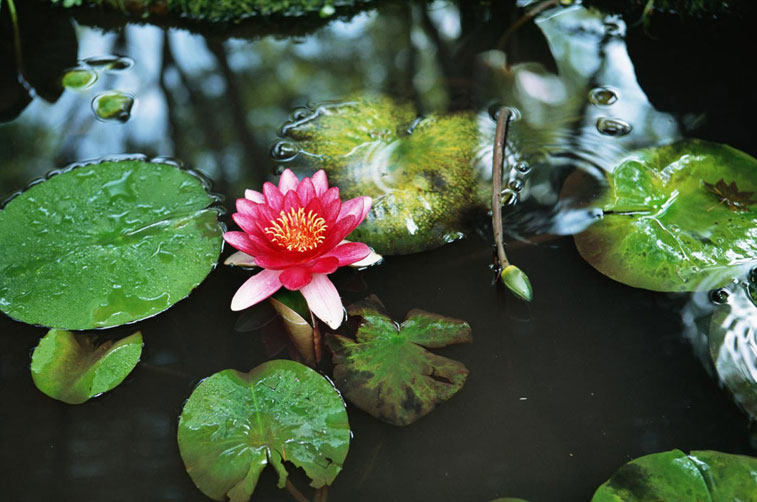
276,96 -> 489,255
31,329 -> 143,404
327,296 -> 472,426
592,449 -> 757,501
0,158 -> 223,330
574,139 -> 757,292
177,360 -> 350,502
709,278 -> 757,419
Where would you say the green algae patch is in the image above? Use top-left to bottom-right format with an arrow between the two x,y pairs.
177,360 -> 350,502
277,96 -> 488,255
592,449 -> 757,502
574,139 -> 757,292
327,296 -> 472,426
0,159 -> 223,330
31,329 -> 143,404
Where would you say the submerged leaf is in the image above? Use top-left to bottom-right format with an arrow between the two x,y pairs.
591,449 -> 757,502
574,139 -> 757,292
702,178 -> 757,212
0,159 -> 223,330
30,329 -> 142,404
177,360 -> 350,502
327,296 -> 472,426
276,96 -> 489,255
709,279 -> 757,420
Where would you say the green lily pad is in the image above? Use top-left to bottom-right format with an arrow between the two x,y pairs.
276,95 -> 489,255
592,449 -> 757,502
326,296 -> 472,426
0,158 -> 223,330
177,360 -> 350,502
574,139 -> 757,292
30,329 -> 143,404
709,279 -> 757,419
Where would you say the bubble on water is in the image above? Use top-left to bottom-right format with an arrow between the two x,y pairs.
710,288 -> 730,304
290,107 -> 311,121
270,140 -> 300,161
319,4 -> 336,17
509,179 -> 524,192
91,91 -> 135,123
84,55 -> 135,72
596,117 -> 632,137
514,161 -> 531,174
501,188 -> 518,206
589,87 -> 618,106
62,67 -> 98,91
488,104 -> 522,123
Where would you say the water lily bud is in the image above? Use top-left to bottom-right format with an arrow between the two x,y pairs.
500,265 -> 533,302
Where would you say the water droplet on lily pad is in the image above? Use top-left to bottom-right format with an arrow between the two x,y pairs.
596,117 -> 632,136
61,67 -> 98,91
270,140 -> 299,161
92,91 -> 135,123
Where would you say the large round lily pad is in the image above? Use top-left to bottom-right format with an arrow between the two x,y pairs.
0,158 -> 223,329
709,280 -> 757,419
592,449 -> 757,501
31,329 -> 143,404
177,360 -> 350,502
276,96 -> 489,255
327,296 -> 472,426
574,139 -> 757,292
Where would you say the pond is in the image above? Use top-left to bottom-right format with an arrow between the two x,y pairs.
1,1 -> 756,501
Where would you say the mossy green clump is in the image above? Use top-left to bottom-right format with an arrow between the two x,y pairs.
48,0 -> 366,22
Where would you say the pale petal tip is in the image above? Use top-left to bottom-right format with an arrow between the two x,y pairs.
349,249 -> 383,269
224,251 -> 257,267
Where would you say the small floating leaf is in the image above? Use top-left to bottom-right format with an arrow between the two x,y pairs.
327,296 -> 472,426
92,91 -> 134,122
709,280 -> 757,419
591,449 -> 757,501
61,67 -> 98,90
500,265 -> 533,302
574,139 -> 757,292
177,360 -> 350,502
31,329 -> 142,404
0,159 -> 223,330
277,96 -> 489,255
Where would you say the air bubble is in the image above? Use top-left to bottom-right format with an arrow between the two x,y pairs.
710,288 -> 730,304
509,179 -> 524,192
589,87 -> 618,106
488,105 -> 521,122
596,117 -> 632,137
290,107 -> 310,121
91,91 -> 134,123
270,140 -> 300,161
514,161 -> 531,174
500,188 -> 518,206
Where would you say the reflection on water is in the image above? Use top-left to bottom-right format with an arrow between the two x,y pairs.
1,1 -> 756,501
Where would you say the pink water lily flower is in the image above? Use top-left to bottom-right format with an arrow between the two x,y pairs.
223,169 -> 373,329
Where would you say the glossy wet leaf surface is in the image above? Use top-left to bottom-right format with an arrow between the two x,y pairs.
327,296 -> 471,426
709,280 -> 757,419
30,329 -> 142,404
574,139 -> 757,291
277,95 -> 488,255
591,449 -> 757,501
0,159 -> 223,330
177,360 -> 350,502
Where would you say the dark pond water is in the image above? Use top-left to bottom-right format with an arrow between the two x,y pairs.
1,1 -> 756,501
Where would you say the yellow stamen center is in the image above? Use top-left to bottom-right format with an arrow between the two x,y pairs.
264,207 -> 327,252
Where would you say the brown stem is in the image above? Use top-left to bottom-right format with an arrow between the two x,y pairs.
491,107 -> 513,272
284,480 -> 310,502
310,311 -> 322,364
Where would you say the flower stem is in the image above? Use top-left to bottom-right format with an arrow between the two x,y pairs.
5,0 -> 23,71
285,480 -> 310,502
491,106 -> 513,271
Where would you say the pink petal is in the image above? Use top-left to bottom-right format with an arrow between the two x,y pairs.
254,254 -> 300,270
320,187 -> 341,223
223,231 -> 266,256
300,274 -> 344,329
231,269 -> 283,311
312,170 -> 328,196
322,242 -> 371,266
224,251 -> 257,267
319,215 -> 357,251
311,256 -> 339,274
263,182 -> 284,211
278,169 -> 299,194
245,189 -> 265,203
281,190 -> 301,214
279,267 -> 314,290
232,213 -> 260,235
296,178 -> 316,204
338,196 -> 372,225
236,198 -> 259,217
